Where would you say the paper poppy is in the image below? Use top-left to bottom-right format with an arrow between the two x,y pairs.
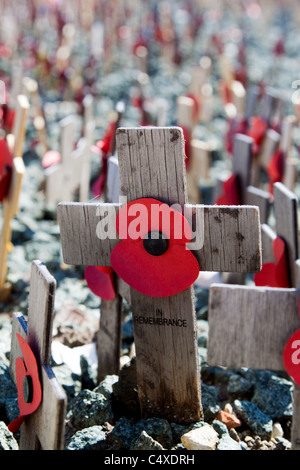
85,265 -> 116,300
283,328 -> 300,386
254,236 -> 290,288
215,173 -> 241,205
267,148 -> 284,194
8,334 -> 42,433
0,137 -> 13,202
247,116 -> 267,155
110,198 -> 200,298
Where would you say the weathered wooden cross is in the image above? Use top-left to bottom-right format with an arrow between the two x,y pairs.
44,113 -> 94,206
9,260 -> 67,450
0,94 -> 29,301
58,126 -> 261,423
208,182 -> 300,449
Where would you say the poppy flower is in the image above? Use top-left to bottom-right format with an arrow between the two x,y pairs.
215,173 -> 241,205
8,334 -> 42,433
283,325 -> 300,386
254,236 -> 290,288
0,137 -> 13,202
85,265 -> 116,300
110,198 -> 199,298
246,116 -> 267,156
267,148 -> 284,194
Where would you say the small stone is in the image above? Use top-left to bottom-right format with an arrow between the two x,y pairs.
0,421 -> 19,450
201,383 -> 221,421
271,422 -> 284,439
68,389 -> 114,430
66,425 -> 107,450
234,400 -> 273,440
216,410 -> 242,429
181,424 -> 219,450
93,375 -> 118,399
217,434 -> 243,450
212,419 -> 229,437
130,431 -> 165,450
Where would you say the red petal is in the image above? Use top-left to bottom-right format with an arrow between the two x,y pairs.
8,334 -> 42,432
116,198 -> 192,244
85,266 -> 115,300
215,173 -> 240,205
283,329 -> 300,386
254,237 -> 290,288
111,240 -> 199,297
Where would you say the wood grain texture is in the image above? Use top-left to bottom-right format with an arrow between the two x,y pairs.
57,201 -> 121,266
207,284 -> 300,371
116,127 -> 202,422
97,294 -> 123,382
58,202 -> 261,273
273,182 -> 299,287
261,223 -> 276,264
245,185 -> 271,225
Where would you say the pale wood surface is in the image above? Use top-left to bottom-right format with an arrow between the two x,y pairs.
58,202 -> 261,273
97,294 -> 123,382
0,157 -> 25,291
115,126 -> 202,422
9,260 -> 67,450
45,115 -> 92,206
11,94 -> 29,158
245,185 -> 271,224
273,182 -> 299,287
106,156 -> 121,204
261,223 -> 276,264
207,284 -> 300,371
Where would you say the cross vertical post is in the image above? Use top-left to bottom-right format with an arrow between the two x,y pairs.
9,260 -> 67,450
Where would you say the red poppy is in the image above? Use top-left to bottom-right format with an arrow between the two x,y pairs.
283,325 -> 300,386
246,116 -> 267,156
85,265 -> 115,300
215,173 -> 241,205
0,137 -> 13,202
110,198 -> 199,297
254,236 -> 290,288
267,148 -> 284,194
8,334 -> 42,433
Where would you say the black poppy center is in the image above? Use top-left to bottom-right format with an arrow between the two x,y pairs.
23,375 -> 34,403
143,231 -> 169,256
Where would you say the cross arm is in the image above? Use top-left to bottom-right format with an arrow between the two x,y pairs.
207,284 -> 300,371
57,202 -> 121,266
58,201 -> 261,273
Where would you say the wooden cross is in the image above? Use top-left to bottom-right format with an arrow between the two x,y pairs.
57,126 -> 261,423
215,133 -> 271,224
0,94 -> 29,301
208,182 -> 300,449
44,114 -> 94,206
9,260 -> 67,450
